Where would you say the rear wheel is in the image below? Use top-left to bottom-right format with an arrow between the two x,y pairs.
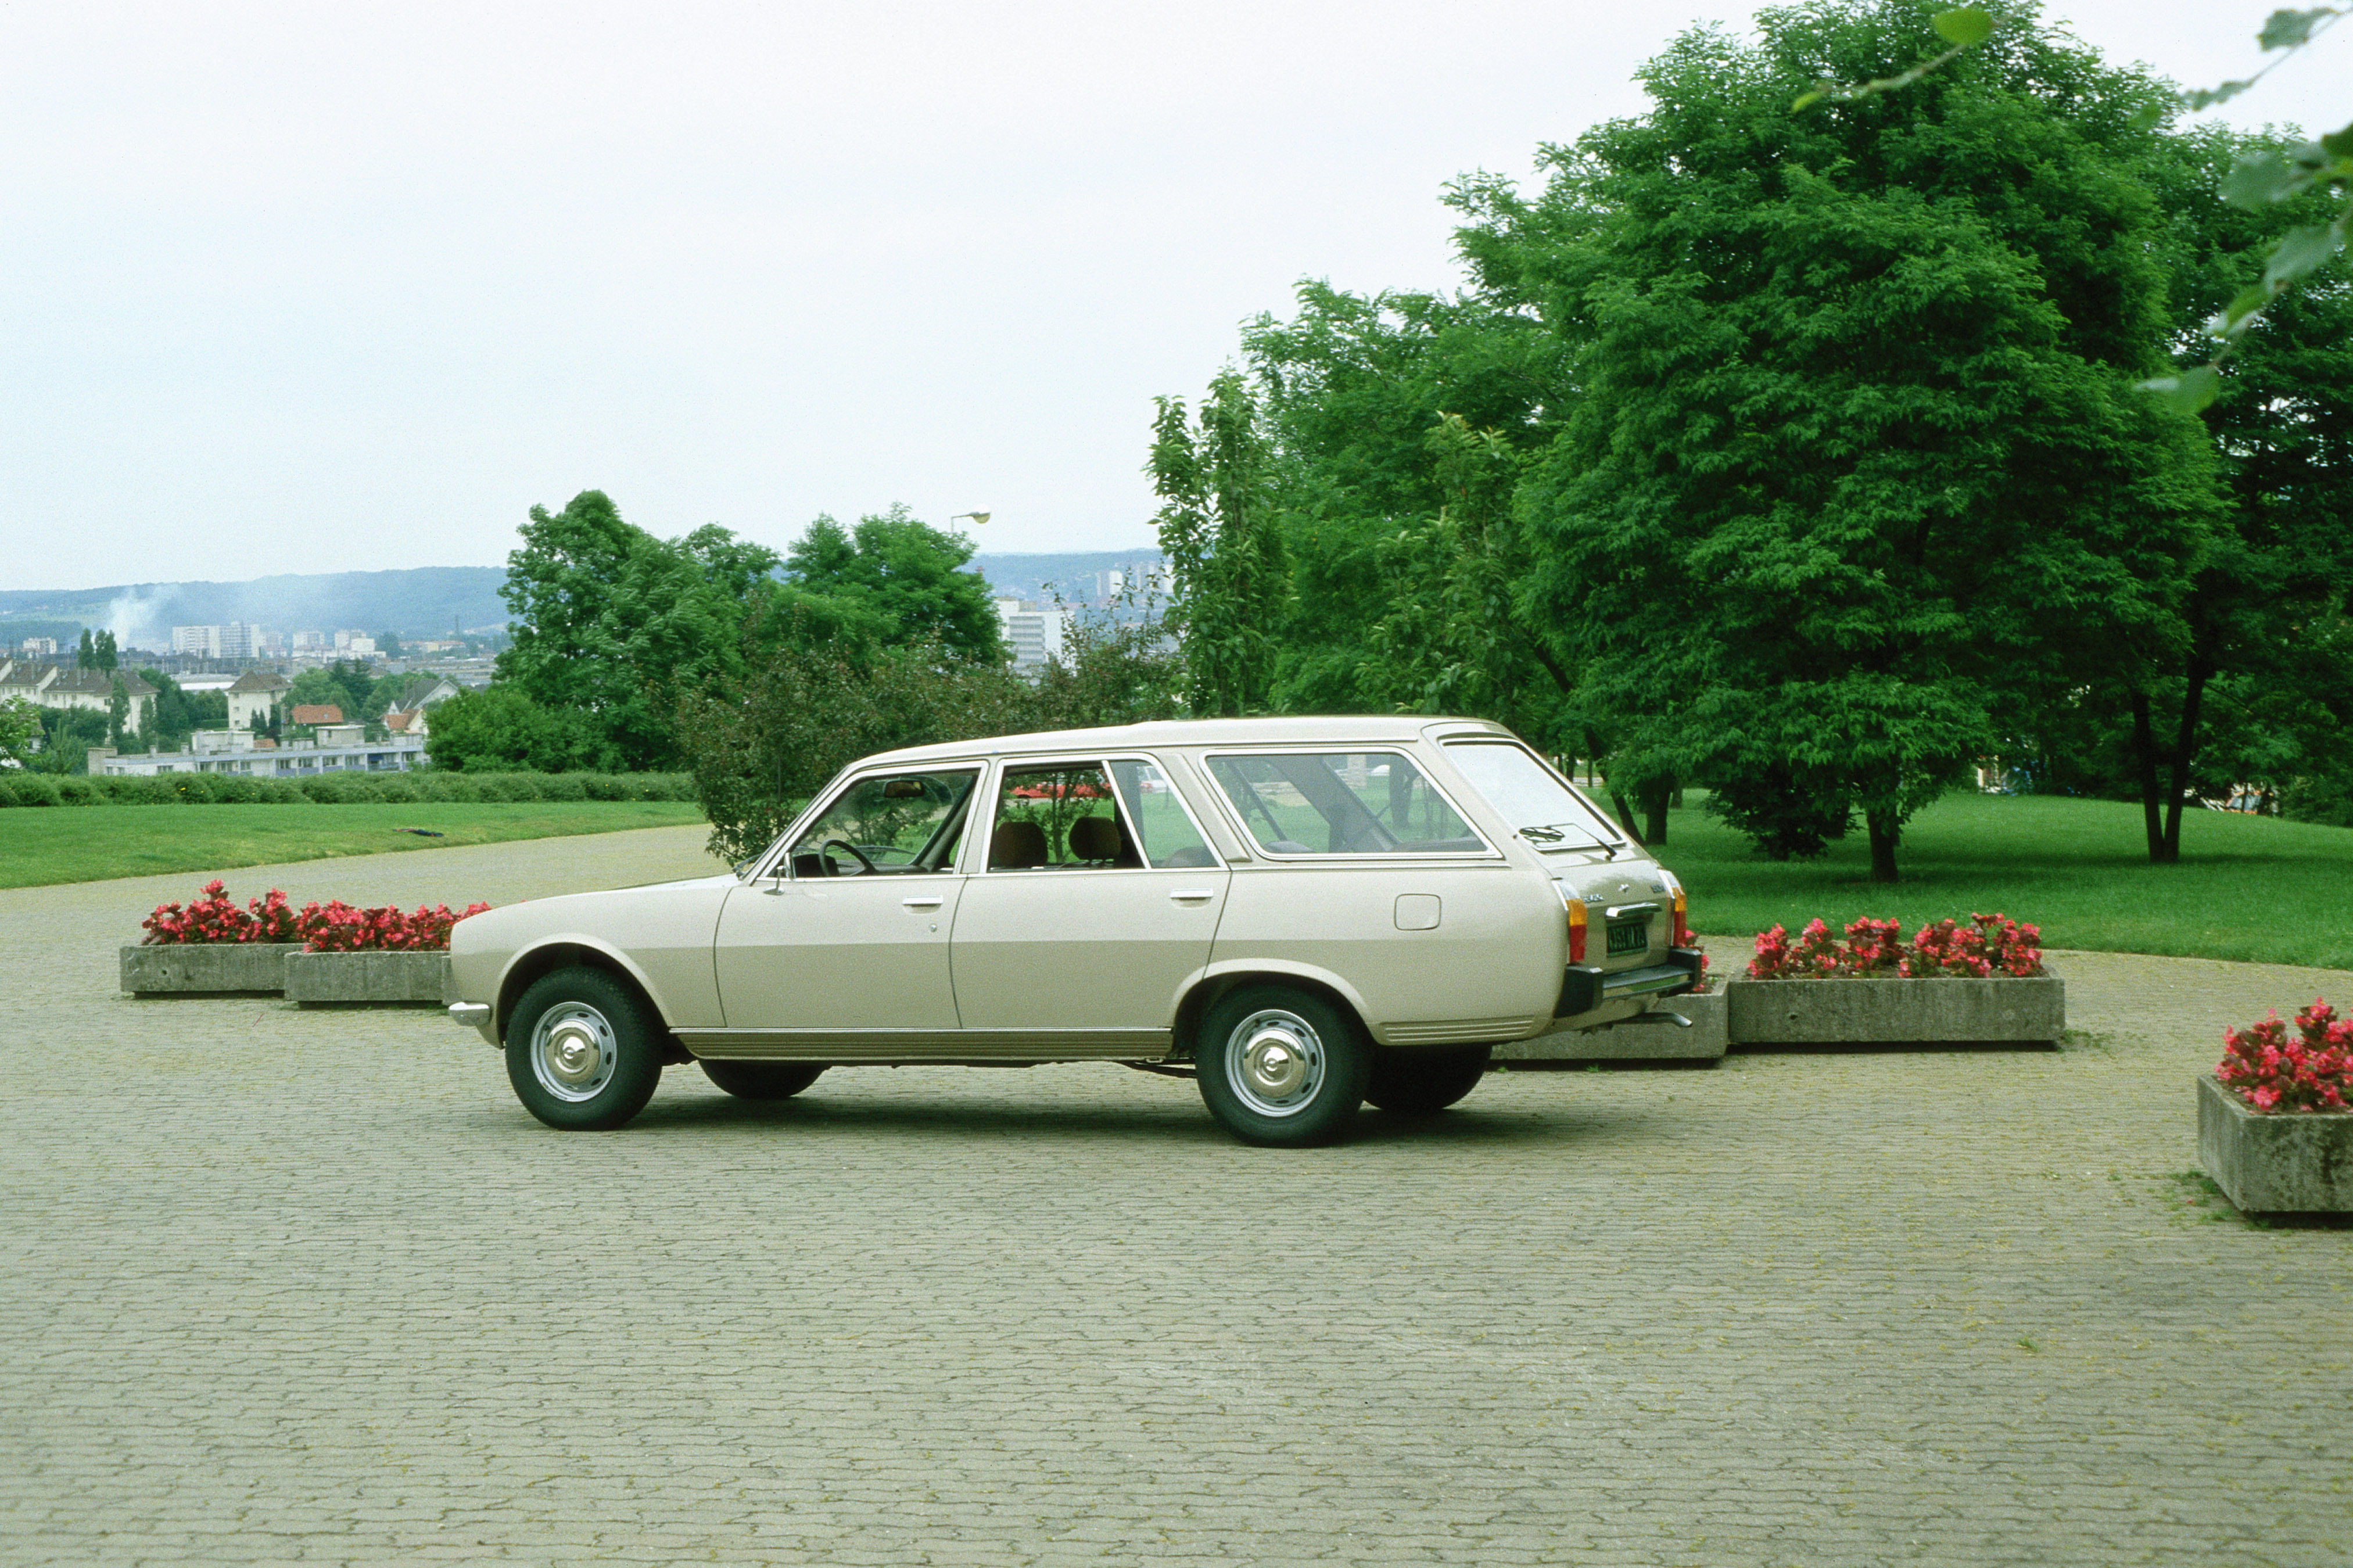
700,1060 -> 826,1100
505,967 -> 665,1131
1195,985 -> 1369,1147
1365,1044 -> 1491,1114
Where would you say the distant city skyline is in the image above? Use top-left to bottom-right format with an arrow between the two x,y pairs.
2,2 -> 2330,590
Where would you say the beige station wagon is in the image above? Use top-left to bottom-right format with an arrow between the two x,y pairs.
447,717 -> 1705,1145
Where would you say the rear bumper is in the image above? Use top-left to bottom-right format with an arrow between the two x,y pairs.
1555,948 -> 1705,1018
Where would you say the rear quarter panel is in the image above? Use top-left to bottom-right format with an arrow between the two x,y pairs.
1208,862 -> 1562,1045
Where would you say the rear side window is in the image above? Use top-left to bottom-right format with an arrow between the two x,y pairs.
1204,752 -> 1487,856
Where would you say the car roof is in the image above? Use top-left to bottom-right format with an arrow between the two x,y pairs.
856,715 -> 1516,769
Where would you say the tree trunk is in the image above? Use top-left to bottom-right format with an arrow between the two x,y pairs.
2129,691 -> 2165,864
1643,780 -> 1670,848
1610,790 -> 1646,846
2161,658 -> 2211,864
1865,809 -> 1900,884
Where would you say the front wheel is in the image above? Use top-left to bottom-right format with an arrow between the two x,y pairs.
505,967 -> 665,1131
700,1060 -> 826,1100
1195,985 -> 1369,1147
1365,1044 -> 1491,1114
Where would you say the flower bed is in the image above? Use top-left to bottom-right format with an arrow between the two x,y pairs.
2200,1000 -> 2353,1211
1744,914 -> 2044,980
140,880 -> 488,952
125,880 -> 487,998
2214,999 -> 2351,1114
1726,913 -> 2061,1045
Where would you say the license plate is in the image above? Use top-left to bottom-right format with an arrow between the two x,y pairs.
1605,920 -> 1649,957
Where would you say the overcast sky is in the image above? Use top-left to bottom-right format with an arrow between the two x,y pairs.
0,2 -> 2334,591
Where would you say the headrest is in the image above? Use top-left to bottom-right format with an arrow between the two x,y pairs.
1067,815 -> 1122,862
989,819 -> 1049,869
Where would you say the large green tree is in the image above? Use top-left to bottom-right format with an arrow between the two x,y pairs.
773,505 -> 1007,663
2132,124 -> 2353,858
1149,371 -> 1292,716
497,490 -> 781,770
1492,1 -> 2221,880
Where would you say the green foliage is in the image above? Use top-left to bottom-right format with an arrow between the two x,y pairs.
140,670 -> 227,749
424,685 -> 622,773
1480,1 -> 2219,878
498,490 -> 781,770
678,606 -> 1182,863
0,767 -> 696,809
776,506 -> 1007,663
0,697 -> 39,768
1150,371 -> 1290,716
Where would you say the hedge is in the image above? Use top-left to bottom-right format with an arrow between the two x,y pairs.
0,770 -> 698,807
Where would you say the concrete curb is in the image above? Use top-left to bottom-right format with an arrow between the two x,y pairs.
283,951 -> 452,1006
1726,975 -> 2064,1045
119,943 -> 303,995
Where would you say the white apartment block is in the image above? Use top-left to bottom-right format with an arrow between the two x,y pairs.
170,622 -> 274,660
994,598 -> 1071,675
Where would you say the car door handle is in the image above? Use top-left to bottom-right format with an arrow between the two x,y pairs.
1168,889 -> 1217,903
901,896 -> 944,910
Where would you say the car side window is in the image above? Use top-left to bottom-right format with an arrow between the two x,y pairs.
1107,758 -> 1218,869
1205,751 -> 1487,856
986,762 -> 1144,871
788,769 -> 980,877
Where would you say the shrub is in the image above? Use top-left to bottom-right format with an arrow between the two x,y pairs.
533,773 -> 586,801
480,773 -> 541,802
0,773 -> 63,806
2216,999 -> 2353,1114
1746,913 -> 2044,979
55,776 -> 98,804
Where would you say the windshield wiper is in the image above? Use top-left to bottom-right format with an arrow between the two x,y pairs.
1520,820 -> 1622,857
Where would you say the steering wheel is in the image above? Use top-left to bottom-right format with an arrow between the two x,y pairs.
821,838 -> 878,876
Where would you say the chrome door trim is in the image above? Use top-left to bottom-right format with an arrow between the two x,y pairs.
676,1026 -> 1172,1063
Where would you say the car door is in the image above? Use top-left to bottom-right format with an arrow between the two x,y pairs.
712,765 -> 982,1039
947,755 -> 1229,1056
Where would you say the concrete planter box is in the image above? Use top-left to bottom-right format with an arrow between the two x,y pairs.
1495,982 -> 1728,1063
282,950 -> 453,1006
1725,974 -> 2064,1045
2198,1074 -> 2353,1214
120,943 -> 302,996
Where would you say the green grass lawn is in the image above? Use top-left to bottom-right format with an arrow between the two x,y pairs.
0,801 -> 709,889
1658,791 -> 2353,972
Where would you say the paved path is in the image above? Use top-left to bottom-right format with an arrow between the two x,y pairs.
3,830 -> 2349,1566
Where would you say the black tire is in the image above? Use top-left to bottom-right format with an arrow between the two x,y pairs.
1195,984 -> 1370,1147
505,967 -> 665,1131
1365,1044 -> 1491,1115
700,1060 -> 826,1100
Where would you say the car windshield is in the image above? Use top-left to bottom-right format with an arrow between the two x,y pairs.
1441,742 -> 1622,851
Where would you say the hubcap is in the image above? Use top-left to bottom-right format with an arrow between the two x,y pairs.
1225,1009 -> 1326,1117
531,1002 -> 618,1103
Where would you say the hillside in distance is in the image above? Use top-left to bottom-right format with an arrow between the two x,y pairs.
0,548 -> 1165,652
0,567 -> 511,648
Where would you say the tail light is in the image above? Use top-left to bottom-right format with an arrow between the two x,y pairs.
1672,885 -> 1690,947
1562,890 -> 1588,964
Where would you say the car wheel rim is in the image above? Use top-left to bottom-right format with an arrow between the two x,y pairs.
532,1002 -> 618,1103
1225,1009 -> 1326,1118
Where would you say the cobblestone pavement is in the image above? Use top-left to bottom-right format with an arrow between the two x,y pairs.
3,828 -> 2350,1566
